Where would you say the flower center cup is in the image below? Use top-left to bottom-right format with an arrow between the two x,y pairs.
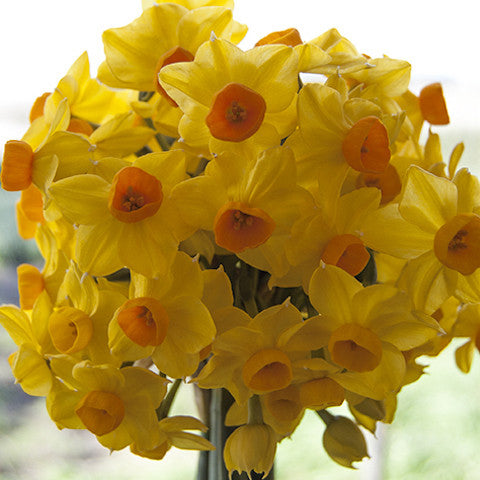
213,201 -> 275,253
264,385 -> 302,421
434,213 -> 480,275
155,46 -> 195,107
242,348 -> 293,393
356,163 -> 402,204
117,297 -> 170,347
1,140 -> 35,191
48,306 -> 93,354
328,323 -> 383,372
205,83 -> 266,142
76,390 -> 125,436
419,82 -> 450,125
342,116 -> 391,173
108,166 -> 163,223
321,234 -> 370,276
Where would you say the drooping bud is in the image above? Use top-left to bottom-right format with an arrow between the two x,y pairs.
323,415 -> 369,468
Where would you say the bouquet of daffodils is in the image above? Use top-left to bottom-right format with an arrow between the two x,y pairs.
1,1 -> 476,478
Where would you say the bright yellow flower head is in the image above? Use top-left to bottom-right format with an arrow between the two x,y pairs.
159,38 -> 299,154
308,264 -> 442,399
285,78 -> 398,199
195,300 -> 329,404
48,150 -> 190,277
108,251 -> 216,378
274,187 -> 380,290
362,166 -> 480,313
172,146 -> 312,278
98,4 -> 247,93
47,361 -> 167,452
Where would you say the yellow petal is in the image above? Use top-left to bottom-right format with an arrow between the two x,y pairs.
455,340 -> 475,373
399,166 -> 457,233
309,264 -> 361,324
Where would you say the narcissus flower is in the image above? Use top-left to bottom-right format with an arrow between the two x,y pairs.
307,264 -> 442,399
48,150 -> 190,277
285,78 -> 397,198
275,187 -> 380,289
172,146 -> 312,278
362,166 -> 480,313
22,52 -> 128,151
47,361 -> 167,452
195,300 -> 328,404
108,251 -> 216,378
160,38 -> 298,153
99,4 -> 246,92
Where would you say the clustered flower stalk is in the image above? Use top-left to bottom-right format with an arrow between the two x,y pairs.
1,1 -> 479,478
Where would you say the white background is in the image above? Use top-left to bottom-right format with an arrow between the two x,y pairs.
0,0 -> 479,147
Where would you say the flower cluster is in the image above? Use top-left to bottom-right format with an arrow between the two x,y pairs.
1,1 -> 477,477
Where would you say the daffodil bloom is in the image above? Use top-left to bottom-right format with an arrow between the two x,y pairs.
0,291 -> 58,396
308,264 -> 442,399
46,361 -> 167,452
160,37 -> 298,154
98,4 -> 246,138
51,262 -> 125,364
195,300 -> 329,404
274,187 -> 380,290
108,252 -> 216,378
362,166 -> 480,313
172,146 -> 312,278
22,52 -> 128,151
48,150 -> 190,277
285,78 -> 397,200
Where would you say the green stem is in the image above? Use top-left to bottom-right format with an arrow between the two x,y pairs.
316,409 -> 336,426
208,389 -> 228,480
247,395 -> 263,424
144,117 -> 171,151
156,378 -> 181,420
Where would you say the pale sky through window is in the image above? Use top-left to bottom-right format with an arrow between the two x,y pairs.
0,0 -> 478,148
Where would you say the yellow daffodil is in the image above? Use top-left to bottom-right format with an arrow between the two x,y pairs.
308,264 -> 442,399
275,187 -> 380,290
195,300 -> 328,404
362,166 -> 480,313
160,38 -> 298,154
172,146 -> 312,278
23,52 -> 128,151
285,77 -> 398,200
48,150 -> 189,277
47,361 -> 167,452
108,251 -> 216,378
98,4 -> 246,138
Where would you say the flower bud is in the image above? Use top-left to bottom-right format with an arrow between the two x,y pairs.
224,424 -> 277,479
323,415 -> 369,468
